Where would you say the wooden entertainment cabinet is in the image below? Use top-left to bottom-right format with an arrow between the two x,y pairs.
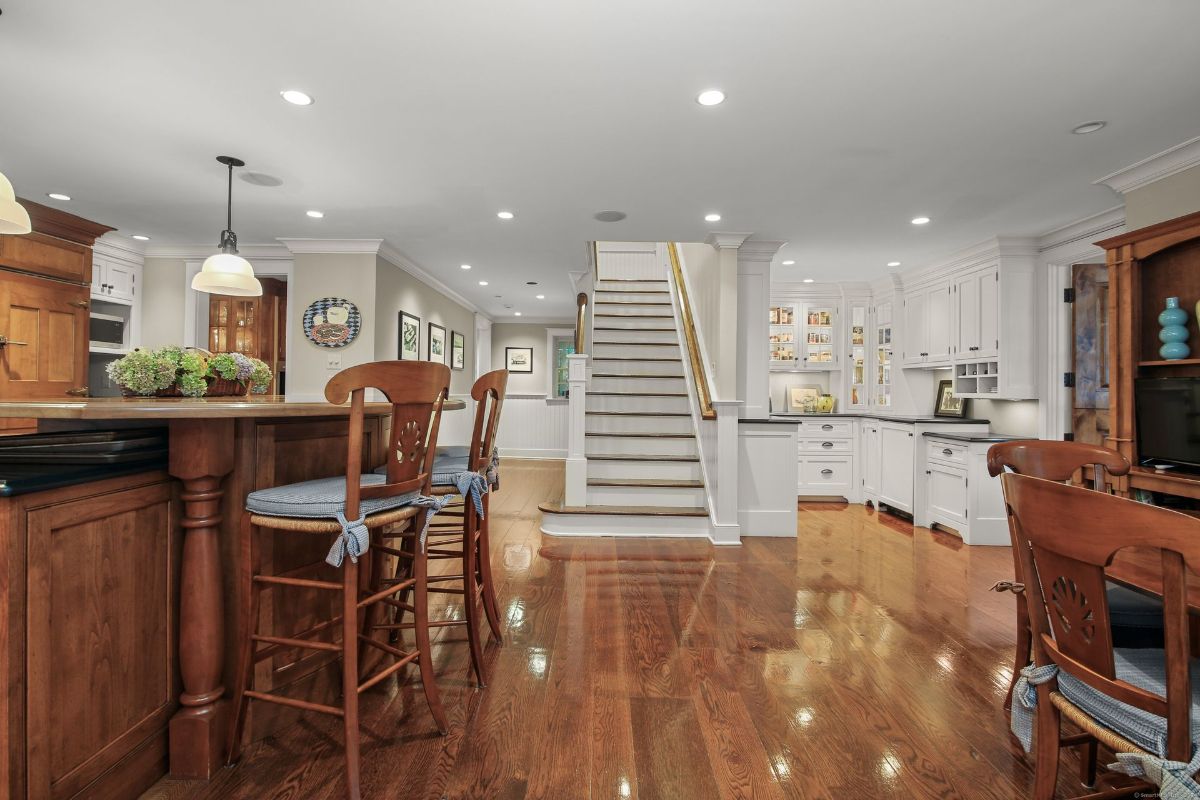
1099,209 -> 1200,501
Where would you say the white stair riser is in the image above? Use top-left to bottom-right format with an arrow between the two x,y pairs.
596,281 -> 669,293
587,393 -> 690,414
592,343 -> 681,360
590,376 -> 687,394
587,436 -> 697,458
587,459 -> 703,481
591,328 -> 679,344
586,415 -> 693,435
593,315 -> 674,330
594,291 -> 671,303
590,359 -> 683,376
593,303 -> 674,316
586,485 -> 707,508
541,512 -> 710,538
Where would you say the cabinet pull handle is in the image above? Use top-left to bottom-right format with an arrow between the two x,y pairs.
0,335 -> 29,347
822,441 -> 833,448
920,352 -> 928,357
942,448 -> 954,456
70,300 -> 90,309
820,469 -> 833,476
65,386 -> 89,396
969,346 -> 979,351
821,424 -> 833,431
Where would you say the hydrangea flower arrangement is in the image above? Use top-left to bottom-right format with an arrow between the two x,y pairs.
107,347 -> 270,397
105,348 -> 179,395
207,352 -> 273,394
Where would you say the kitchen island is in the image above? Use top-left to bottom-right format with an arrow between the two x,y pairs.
0,396 -> 462,800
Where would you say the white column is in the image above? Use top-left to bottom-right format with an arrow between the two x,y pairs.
474,313 -> 493,379
704,233 -> 750,401
564,353 -> 590,507
736,241 -> 785,419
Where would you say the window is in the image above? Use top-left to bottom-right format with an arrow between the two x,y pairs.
546,328 -> 575,398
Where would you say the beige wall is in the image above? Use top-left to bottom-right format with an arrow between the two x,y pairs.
1124,163 -> 1200,229
491,322 -> 563,395
373,256 -> 476,397
140,257 -> 188,348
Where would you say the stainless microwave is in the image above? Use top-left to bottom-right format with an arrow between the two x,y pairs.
89,312 -> 126,349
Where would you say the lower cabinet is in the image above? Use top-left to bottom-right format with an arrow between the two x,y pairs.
926,462 -> 968,527
796,418 -> 857,501
1,471 -> 178,800
921,435 -> 1012,545
878,422 -> 915,512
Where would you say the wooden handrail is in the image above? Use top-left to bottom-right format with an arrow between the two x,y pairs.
667,243 -> 715,420
575,292 -> 588,354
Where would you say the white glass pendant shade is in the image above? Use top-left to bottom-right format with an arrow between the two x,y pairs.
192,252 -> 263,296
0,171 -> 32,235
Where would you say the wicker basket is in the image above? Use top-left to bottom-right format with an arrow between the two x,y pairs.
206,377 -> 252,397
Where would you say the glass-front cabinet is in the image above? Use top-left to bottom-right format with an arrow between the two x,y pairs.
874,301 -> 893,407
846,303 -> 868,409
769,301 -> 839,371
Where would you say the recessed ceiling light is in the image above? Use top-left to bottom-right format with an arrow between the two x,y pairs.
460,264 -> 472,270
1072,121 -> 1107,135
280,89 -> 314,106
911,216 -> 930,225
887,261 -> 901,267
306,210 -> 324,218
131,234 -> 151,241
802,278 -> 815,283
697,89 -> 725,106
479,280 -> 489,286
536,294 -> 545,300
705,213 -> 721,222
497,210 -> 515,220
514,312 -> 522,317
47,192 -> 70,201
782,260 -> 795,266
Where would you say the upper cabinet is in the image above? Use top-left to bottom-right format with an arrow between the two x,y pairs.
92,253 -> 138,303
902,282 -> 952,367
769,300 -> 839,371
953,266 -> 999,359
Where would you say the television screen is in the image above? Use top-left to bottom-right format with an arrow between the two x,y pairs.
1135,378 -> 1200,468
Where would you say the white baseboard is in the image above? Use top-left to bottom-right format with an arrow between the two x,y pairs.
737,508 -> 798,537
709,522 -> 742,545
500,448 -> 567,460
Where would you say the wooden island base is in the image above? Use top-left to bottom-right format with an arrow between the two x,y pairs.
0,397 -> 460,799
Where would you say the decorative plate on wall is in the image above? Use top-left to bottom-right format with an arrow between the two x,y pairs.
302,297 -> 361,348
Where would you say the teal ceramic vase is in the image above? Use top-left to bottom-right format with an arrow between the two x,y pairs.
1158,297 -> 1191,360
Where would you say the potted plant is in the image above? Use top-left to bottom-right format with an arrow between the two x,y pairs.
106,347 -> 271,397
106,348 -> 182,396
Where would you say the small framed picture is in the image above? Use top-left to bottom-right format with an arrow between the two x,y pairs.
428,323 -> 447,364
786,384 -> 822,412
935,379 -> 965,418
451,330 -> 465,370
398,312 -> 420,360
506,346 -> 533,373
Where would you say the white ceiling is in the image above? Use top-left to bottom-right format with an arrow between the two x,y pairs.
2,1 -> 1199,318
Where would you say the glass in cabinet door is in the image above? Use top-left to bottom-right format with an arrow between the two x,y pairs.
875,321 -> 892,407
848,305 -> 867,408
769,304 -> 797,365
803,306 -> 835,367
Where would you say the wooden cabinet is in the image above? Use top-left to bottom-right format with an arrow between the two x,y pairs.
902,282 -> 952,367
1,471 -> 178,800
208,278 -> 287,392
0,272 -> 88,398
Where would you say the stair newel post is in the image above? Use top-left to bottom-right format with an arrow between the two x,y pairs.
565,352 -> 590,506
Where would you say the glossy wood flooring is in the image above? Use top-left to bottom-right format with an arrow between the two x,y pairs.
143,460 -> 1107,800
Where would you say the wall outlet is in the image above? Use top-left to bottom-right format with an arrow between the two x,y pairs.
326,354 -> 342,370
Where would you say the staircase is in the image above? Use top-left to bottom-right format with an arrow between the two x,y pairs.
539,270 -> 713,537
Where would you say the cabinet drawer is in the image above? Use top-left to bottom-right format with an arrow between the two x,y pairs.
800,438 -> 853,454
927,439 -> 967,466
800,457 -> 853,492
798,420 -> 853,438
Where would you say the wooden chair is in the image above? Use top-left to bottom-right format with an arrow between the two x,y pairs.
226,361 -> 452,800
1003,472 -> 1199,800
987,441 -> 1163,712
372,369 -> 507,685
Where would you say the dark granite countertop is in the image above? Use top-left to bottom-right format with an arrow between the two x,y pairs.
923,432 -> 1035,443
741,413 -> 990,425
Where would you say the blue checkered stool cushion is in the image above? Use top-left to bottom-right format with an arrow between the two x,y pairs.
375,446 -> 499,488
1109,583 -> 1165,649
1057,648 -> 1200,758
246,473 -> 421,518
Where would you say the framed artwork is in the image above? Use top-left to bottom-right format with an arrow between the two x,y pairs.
506,346 -> 533,373
303,298 -> 360,348
398,312 -> 420,360
428,323 -> 447,364
451,330 -> 466,370
935,379 -> 965,418
786,384 -> 822,412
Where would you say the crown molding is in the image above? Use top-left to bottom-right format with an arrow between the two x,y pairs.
94,233 -> 146,264
376,241 -> 485,318
900,236 -> 1037,290
277,238 -> 383,255
1037,206 -> 1125,254
492,316 -> 574,326
737,239 -> 787,262
705,232 -> 752,250
1094,136 -> 1200,195
143,243 -> 293,261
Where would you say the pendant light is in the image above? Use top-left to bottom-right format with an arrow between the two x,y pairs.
192,155 -> 262,296
0,170 -> 32,235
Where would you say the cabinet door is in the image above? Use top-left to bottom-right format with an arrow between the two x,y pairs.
105,262 -> 136,301
927,463 -> 968,524
879,424 -> 914,511
0,273 -> 88,398
902,291 -> 927,365
90,257 -> 106,297
769,303 -> 798,368
862,425 -> 881,496
977,267 -> 1000,358
955,272 -> 979,355
801,304 -> 836,369
926,284 -> 952,363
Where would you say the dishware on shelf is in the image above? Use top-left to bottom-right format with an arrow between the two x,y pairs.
1157,297 -> 1191,360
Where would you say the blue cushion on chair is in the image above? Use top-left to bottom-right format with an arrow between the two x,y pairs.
436,445 -> 470,460
373,447 -> 500,487
1056,648 -> 1200,757
246,473 -> 421,519
1108,583 -> 1165,649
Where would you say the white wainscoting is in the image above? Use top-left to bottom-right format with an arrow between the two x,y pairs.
596,241 -> 662,281
496,395 -> 568,459
737,422 -> 799,536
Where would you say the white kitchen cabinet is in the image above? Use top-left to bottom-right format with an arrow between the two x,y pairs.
796,417 -> 857,501
921,434 -> 1014,545
950,254 -> 1035,400
902,282 -> 952,367
92,254 -> 139,304
861,421 -> 881,499
926,462 -> 968,526
878,422 -> 915,512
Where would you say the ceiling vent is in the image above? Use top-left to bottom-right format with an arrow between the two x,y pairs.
240,172 -> 283,187
594,210 -> 627,222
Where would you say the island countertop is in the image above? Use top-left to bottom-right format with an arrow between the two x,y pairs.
0,394 -> 465,419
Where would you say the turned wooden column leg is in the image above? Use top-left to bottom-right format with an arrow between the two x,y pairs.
168,419 -> 235,779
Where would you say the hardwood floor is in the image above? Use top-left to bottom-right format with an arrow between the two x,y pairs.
143,459 -> 1115,800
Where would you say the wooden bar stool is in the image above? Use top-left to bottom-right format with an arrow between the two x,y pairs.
373,368 -> 507,686
226,361 -> 452,800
